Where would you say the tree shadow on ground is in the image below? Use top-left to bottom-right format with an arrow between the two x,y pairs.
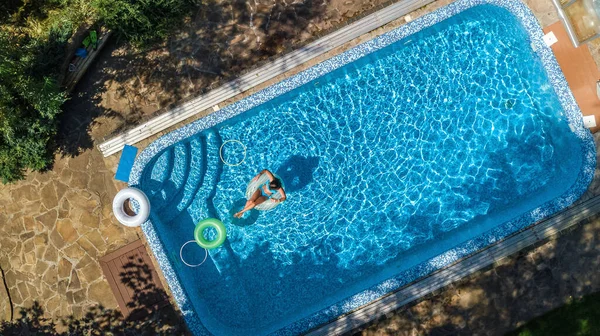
344,214 -> 600,336
57,0 -> 377,157
0,254 -> 189,335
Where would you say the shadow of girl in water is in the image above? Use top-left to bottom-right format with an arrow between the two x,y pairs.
276,155 -> 319,193
230,198 -> 261,227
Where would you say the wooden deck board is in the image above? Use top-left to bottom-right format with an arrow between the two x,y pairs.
118,254 -> 137,302
99,259 -> 131,316
107,258 -> 133,314
99,240 -> 169,317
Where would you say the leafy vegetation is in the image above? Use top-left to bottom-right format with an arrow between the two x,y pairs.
0,0 -> 98,182
94,0 -> 198,46
0,0 -> 195,183
507,292 -> 600,336
0,32 -> 68,183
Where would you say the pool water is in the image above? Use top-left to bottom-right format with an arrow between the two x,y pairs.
136,4 -> 589,335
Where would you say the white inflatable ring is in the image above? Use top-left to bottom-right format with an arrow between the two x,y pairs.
112,187 -> 150,227
219,140 -> 246,166
180,240 -> 208,267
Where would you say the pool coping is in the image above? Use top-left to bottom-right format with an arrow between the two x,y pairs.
129,0 -> 596,335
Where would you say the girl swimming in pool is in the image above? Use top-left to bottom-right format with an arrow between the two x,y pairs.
234,169 -> 287,218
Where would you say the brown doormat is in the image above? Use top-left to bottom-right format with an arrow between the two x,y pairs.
99,240 -> 170,318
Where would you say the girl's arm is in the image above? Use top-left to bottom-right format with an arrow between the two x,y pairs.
277,188 -> 287,202
262,169 -> 275,181
262,184 -> 273,196
252,169 -> 269,181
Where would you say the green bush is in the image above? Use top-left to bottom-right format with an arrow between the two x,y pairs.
0,0 -> 94,183
0,0 -> 195,183
0,32 -> 67,183
95,0 -> 197,46
507,292 -> 600,336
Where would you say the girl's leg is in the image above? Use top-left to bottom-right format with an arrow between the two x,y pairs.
234,196 -> 268,218
239,189 -> 261,212
253,196 -> 268,206
249,189 -> 262,202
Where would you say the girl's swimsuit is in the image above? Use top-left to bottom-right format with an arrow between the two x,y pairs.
260,182 -> 276,198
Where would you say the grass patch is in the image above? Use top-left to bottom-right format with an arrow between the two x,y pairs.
507,291 -> 600,336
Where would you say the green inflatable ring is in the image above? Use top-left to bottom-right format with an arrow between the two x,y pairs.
194,218 -> 227,250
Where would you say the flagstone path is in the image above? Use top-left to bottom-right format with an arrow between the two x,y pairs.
0,150 -> 137,321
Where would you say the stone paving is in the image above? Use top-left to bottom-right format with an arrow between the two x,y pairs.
0,150 -> 138,321
1,0 -> 600,335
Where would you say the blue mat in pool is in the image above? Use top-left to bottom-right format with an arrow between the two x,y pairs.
115,145 -> 138,182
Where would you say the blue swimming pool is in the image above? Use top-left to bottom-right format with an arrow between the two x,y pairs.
130,0 -> 595,335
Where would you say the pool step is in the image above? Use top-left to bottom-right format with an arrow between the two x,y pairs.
154,142 -> 192,212
141,148 -> 173,200
203,131 -> 224,219
177,137 -> 207,213
162,137 -> 208,223
180,130 -> 222,223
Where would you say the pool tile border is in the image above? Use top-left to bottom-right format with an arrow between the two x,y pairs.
129,0 -> 596,334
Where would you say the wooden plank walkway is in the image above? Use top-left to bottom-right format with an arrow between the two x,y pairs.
99,240 -> 169,318
306,194 -> 600,335
98,0 -> 435,157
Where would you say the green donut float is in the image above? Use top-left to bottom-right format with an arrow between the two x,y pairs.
194,218 -> 227,249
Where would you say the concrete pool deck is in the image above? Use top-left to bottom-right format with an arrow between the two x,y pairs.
1,0 -> 600,334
